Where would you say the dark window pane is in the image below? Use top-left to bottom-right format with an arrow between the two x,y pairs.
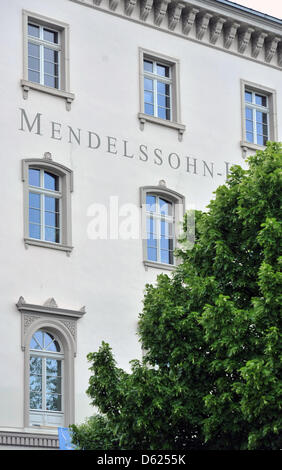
44,48 -> 58,62
29,223 -> 41,239
28,42 -> 40,58
263,136 -> 268,145
44,74 -> 58,88
255,94 -> 267,107
28,70 -> 40,83
30,392 -> 42,410
28,24 -> 40,38
44,172 -> 59,191
46,393 -> 61,411
43,28 -> 58,44
245,91 -> 252,103
144,103 -> 154,116
263,124 -> 268,136
144,60 -> 153,73
156,64 -> 169,77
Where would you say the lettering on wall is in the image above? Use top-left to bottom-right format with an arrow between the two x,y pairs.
19,108 -> 232,179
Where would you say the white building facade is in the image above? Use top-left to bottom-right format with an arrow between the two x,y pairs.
0,0 -> 281,449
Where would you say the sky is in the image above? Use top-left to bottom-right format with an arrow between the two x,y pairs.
229,0 -> 282,19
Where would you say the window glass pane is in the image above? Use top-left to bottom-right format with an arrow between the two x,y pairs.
30,392 -> 42,410
144,91 -> 153,104
44,74 -> 58,88
46,377 -> 62,394
263,136 -> 268,145
255,94 -> 267,107
28,57 -> 40,71
144,78 -> 153,91
245,91 -> 252,103
158,107 -> 170,120
146,195 -> 156,212
29,356 -> 42,374
263,124 -> 268,136
45,211 -> 59,228
29,192 -> 41,208
156,64 -> 169,77
30,373 -> 42,393
28,42 -> 40,58
245,107 -> 253,120
44,48 -> 58,62
44,61 -> 59,76
29,208 -> 41,224
257,135 -> 264,146
44,172 -> 59,191
28,70 -> 40,83
157,82 -> 170,95
144,103 -> 154,116
147,246 -> 157,262
144,60 -> 153,73
246,132 -> 254,143
159,198 -> 172,216
43,28 -> 58,44
246,120 -> 253,132
29,169 -> 41,187
161,249 -> 173,265
46,359 -> 61,377
157,94 -> 170,108
29,223 -> 41,239
45,227 -> 60,243
256,123 -> 263,135
46,393 -> 61,411
33,331 -> 44,349
45,196 -> 58,212
28,24 -> 40,38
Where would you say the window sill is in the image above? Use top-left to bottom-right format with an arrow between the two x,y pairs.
143,260 -> 175,271
240,140 -> 267,157
24,238 -> 73,255
21,79 -> 75,111
138,113 -> 185,141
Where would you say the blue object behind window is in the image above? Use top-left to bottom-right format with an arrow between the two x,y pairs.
58,427 -> 76,450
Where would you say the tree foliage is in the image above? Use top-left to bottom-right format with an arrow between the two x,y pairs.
71,142 -> 282,450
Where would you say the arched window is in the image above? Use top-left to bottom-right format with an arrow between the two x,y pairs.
140,184 -> 185,270
29,329 -> 64,427
22,157 -> 73,254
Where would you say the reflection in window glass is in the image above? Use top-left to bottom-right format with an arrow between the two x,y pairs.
143,58 -> 172,121
146,194 -> 174,265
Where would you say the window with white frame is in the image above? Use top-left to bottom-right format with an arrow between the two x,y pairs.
22,158 -> 73,253
143,59 -> 172,121
21,11 -> 74,109
29,329 -> 64,427
28,168 -> 61,243
140,186 -> 185,269
27,22 -> 60,89
244,89 -> 269,146
138,49 -> 185,139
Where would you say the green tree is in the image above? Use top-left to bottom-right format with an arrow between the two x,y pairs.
71,142 -> 282,450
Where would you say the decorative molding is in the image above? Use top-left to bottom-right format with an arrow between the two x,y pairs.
278,42 -> 282,67
125,0 -> 137,16
154,0 -> 170,27
238,26 -> 255,54
224,21 -> 240,49
0,431 -> 59,449
61,319 -> 77,342
16,297 -> 86,320
68,0 -> 282,70
209,16 -> 226,45
265,36 -> 280,63
43,298 -> 58,308
109,0 -> 119,11
168,2 -> 185,31
196,12 -> 212,41
182,7 -> 199,36
252,31 -> 268,58
140,0 -> 154,21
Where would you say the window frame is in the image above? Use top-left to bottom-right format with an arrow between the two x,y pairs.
138,48 -> 185,140
240,79 -> 278,153
17,296 -> 86,430
22,158 -> 73,254
21,10 -> 75,110
140,185 -> 185,271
